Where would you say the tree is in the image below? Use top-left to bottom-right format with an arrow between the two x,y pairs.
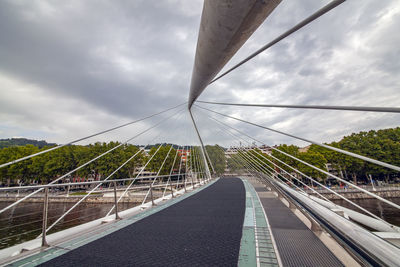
147,145 -> 180,175
205,145 -> 226,175
271,144 -> 299,172
227,153 -> 246,173
297,151 -> 328,184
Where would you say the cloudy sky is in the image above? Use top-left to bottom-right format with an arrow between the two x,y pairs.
0,0 -> 399,148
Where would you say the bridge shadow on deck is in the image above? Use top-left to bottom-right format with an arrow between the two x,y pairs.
39,178 -> 245,267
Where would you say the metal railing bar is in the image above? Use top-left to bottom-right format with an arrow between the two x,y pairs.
0,228 -> 42,243
0,107 -> 185,216
234,150 -> 387,233
106,109 -> 186,216
44,108 -> 187,233
214,144 -> 256,180
142,145 -> 175,205
204,145 -> 216,175
211,114 -> 400,219
194,145 -> 206,183
237,147 -> 320,197
196,105 -> 400,172
245,148 -> 389,221
239,147 -> 396,227
107,144 -> 164,214
201,108 -> 400,227
189,146 -> 196,186
198,109 -> 400,210
45,209 -> 111,234
234,147 -> 270,182
2,180 -> 189,246
209,0 -> 345,84
44,179 -> 190,237
0,173 -> 202,192
88,180 -> 188,193
0,201 -> 115,222
0,204 -> 114,232
210,118 -> 341,204
0,102 -> 186,169
162,144 -> 182,198
189,109 -> 212,180
176,145 -> 186,189
197,101 -> 400,113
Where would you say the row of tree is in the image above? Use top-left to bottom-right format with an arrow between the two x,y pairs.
0,143 -> 188,186
1,127 -> 399,186
227,127 -> 400,185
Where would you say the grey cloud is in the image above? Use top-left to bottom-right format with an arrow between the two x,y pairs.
0,0 -> 200,119
0,0 -> 399,148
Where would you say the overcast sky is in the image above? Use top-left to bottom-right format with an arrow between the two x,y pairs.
0,0 -> 399,148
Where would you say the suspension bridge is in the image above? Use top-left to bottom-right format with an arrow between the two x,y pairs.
1,0 -> 400,266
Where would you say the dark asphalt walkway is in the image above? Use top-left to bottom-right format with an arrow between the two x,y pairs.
40,178 -> 246,267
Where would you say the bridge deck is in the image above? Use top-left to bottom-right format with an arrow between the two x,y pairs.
38,178 -> 245,266
8,177 -> 346,266
250,179 -> 344,267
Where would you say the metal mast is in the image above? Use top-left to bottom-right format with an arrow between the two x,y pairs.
188,0 -> 281,108
187,0 -> 281,178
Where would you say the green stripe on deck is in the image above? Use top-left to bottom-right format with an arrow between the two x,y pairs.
238,178 -> 279,267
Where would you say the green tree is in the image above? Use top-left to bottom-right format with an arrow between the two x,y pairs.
271,144 -> 299,172
147,145 -> 179,175
297,151 -> 328,184
205,145 -> 226,175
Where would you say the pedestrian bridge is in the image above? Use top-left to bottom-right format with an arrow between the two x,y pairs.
1,0 -> 400,266
0,178 -> 358,266
1,175 -> 400,266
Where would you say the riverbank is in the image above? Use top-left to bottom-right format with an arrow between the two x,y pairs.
331,197 -> 400,227
305,186 -> 400,200
0,191 -> 165,203
308,190 -> 400,200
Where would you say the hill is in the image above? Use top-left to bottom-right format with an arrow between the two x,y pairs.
0,138 -> 57,149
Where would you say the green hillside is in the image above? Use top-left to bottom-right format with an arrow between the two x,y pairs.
0,138 -> 57,149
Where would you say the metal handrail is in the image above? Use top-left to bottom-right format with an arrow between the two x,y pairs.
274,179 -> 400,266
304,186 -> 400,193
0,172 -> 202,191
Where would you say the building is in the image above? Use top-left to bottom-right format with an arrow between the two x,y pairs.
298,145 -> 311,153
178,149 -> 190,162
134,166 -> 157,177
259,144 -> 273,155
224,145 -> 274,159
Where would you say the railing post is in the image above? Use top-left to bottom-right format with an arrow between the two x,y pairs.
113,181 -> 120,220
170,182 -> 174,198
41,187 -> 49,247
150,183 -> 155,206
184,175 -> 187,193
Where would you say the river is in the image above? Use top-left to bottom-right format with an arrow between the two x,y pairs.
0,201 -> 138,249
331,197 -> 400,227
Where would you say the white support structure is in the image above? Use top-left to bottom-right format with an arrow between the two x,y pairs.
189,109 -> 212,180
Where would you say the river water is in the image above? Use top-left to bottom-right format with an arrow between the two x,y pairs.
0,201 -> 137,249
331,197 -> 400,227
0,198 -> 399,250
